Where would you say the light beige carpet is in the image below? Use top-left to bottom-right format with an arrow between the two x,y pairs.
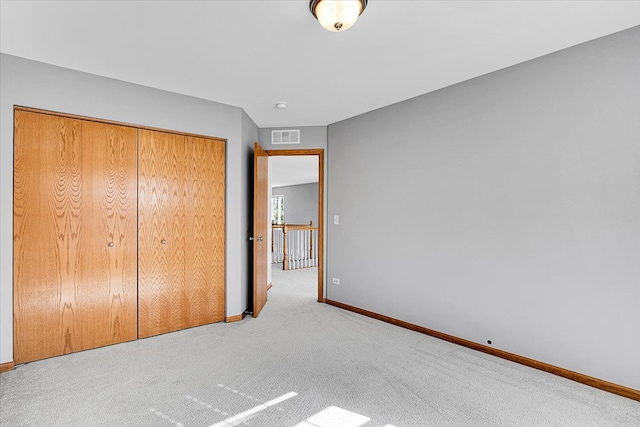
1,265 -> 638,426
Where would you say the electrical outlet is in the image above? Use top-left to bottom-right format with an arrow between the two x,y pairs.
332,278 -> 340,285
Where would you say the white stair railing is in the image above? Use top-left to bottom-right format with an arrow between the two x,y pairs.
272,225 -> 284,263
271,221 -> 318,271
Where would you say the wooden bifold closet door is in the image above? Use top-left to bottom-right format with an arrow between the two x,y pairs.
137,129 -> 225,338
13,110 -> 138,364
14,109 -> 226,364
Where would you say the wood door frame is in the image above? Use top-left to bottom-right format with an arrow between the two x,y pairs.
266,149 -> 325,302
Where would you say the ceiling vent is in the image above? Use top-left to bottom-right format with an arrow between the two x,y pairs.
271,129 -> 300,145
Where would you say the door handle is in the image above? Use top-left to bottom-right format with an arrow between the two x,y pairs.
249,236 -> 263,241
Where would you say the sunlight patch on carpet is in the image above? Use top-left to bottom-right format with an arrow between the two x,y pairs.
294,405 -> 371,427
208,391 -> 298,427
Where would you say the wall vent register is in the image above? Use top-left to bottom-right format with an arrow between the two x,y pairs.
271,129 -> 300,145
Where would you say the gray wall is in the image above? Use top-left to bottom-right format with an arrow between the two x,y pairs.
327,27 -> 640,390
273,183 -> 319,226
0,54 -> 257,364
258,126 -> 327,151
259,126 -> 327,291
241,110 -> 259,311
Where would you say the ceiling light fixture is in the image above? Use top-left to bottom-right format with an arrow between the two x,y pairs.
309,0 -> 368,32
275,102 -> 288,109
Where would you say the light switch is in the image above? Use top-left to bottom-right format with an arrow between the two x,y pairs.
333,215 -> 339,225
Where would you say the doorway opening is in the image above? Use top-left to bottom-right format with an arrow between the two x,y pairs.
267,149 -> 324,303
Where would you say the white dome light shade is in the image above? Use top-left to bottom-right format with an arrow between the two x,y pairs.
310,0 -> 368,32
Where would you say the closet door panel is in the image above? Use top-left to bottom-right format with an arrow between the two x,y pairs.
138,130 -> 188,338
138,130 -> 225,338
184,136 -> 225,326
14,111 -> 139,364
79,121 -> 138,350
14,111 -> 83,363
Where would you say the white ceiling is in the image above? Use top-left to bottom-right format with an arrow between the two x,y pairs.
271,156 -> 319,188
2,1 -> 639,128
